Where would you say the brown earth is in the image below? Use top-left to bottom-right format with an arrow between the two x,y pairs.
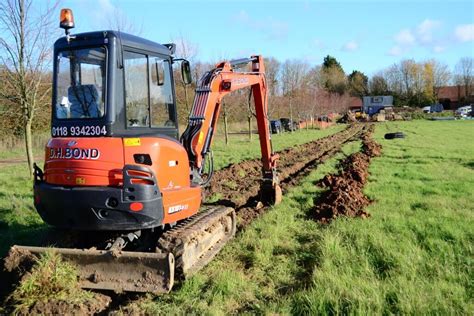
13,293 -> 111,316
313,126 -> 382,223
206,123 -> 371,228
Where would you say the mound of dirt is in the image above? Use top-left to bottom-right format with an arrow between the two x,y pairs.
206,124 -> 371,227
313,128 -> 381,223
15,293 -> 111,315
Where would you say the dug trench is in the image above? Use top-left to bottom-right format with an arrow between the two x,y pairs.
206,123 -> 372,228
312,125 -> 382,222
1,123 -> 376,314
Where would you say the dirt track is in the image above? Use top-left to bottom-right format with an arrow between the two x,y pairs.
206,123 -> 371,227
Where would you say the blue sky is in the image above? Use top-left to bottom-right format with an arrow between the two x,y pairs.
61,0 -> 473,76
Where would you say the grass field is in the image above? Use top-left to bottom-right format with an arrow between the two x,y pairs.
121,120 -> 473,314
1,121 -> 473,314
0,126 -> 343,257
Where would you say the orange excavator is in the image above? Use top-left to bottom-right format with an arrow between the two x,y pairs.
8,9 -> 281,293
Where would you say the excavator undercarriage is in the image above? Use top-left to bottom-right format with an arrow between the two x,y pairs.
7,206 -> 236,294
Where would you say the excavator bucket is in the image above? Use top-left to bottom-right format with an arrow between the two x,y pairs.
6,245 -> 175,294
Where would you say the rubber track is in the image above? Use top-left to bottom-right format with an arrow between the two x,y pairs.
156,206 -> 235,279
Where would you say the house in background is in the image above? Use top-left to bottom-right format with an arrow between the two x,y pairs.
437,85 -> 474,109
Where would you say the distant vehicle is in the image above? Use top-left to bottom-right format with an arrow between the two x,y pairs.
362,96 -> 393,115
455,105 -> 472,117
270,119 -> 282,134
423,103 -> 444,113
280,118 -> 298,132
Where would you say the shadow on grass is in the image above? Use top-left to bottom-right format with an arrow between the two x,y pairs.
464,161 -> 474,170
0,219 -> 49,257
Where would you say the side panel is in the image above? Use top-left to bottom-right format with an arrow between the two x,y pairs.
44,137 -> 124,186
122,137 -> 201,224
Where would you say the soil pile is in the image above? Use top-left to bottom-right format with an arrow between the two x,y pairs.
313,127 -> 382,223
206,124 -> 371,227
14,293 -> 111,315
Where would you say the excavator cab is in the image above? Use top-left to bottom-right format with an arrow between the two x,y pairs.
52,30 -> 181,140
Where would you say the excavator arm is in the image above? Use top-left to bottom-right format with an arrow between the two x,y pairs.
181,55 -> 281,204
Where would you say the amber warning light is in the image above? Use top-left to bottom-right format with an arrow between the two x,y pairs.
59,8 -> 75,33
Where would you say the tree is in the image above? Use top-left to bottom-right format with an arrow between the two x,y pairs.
106,5 -> 142,35
321,55 -> 346,95
425,59 -> 450,99
369,74 -> 389,95
348,70 -> 368,97
0,0 -> 59,175
265,57 -> 280,96
173,35 -> 199,112
281,59 -> 308,131
454,57 -> 473,98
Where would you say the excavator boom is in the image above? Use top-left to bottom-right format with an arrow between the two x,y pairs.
181,55 -> 281,203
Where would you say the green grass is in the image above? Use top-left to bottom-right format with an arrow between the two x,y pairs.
125,120 -> 473,314
0,126 -> 343,257
211,126 -> 346,170
0,163 -> 46,256
8,250 -> 95,313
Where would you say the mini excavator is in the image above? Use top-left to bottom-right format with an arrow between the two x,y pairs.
7,9 -> 281,293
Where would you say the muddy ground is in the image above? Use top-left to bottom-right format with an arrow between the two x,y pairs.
2,124 -> 378,314
313,125 -> 382,222
206,123 -> 371,227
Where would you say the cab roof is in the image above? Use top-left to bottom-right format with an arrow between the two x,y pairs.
54,30 -> 174,56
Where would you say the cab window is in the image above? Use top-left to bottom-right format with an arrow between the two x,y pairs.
150,58 -> 175,128
123,51 -> 175,128
55,47 -> 106,119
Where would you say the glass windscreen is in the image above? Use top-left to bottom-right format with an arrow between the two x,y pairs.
123,51 -> 175,128
55,47 -> 106,119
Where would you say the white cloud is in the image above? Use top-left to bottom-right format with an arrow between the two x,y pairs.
417,19 -> 441,44
394,29 -> 416,46
433,45 -> 445,53
387,46 -> 403,56
312,39 -> 325,49
454,24 -> 474,42
390,19 -> 446,56
341,40 -> 358,52
232,10 -> 288,41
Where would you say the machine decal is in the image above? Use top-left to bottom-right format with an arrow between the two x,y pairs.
49,147 -> 100,160
124,138 -> 141,146
232,78 -> 249,86
52,125 -> 107,137
168,204 -> 189,214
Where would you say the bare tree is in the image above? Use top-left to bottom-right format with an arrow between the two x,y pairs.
424,59 -> 451,99
173,35 -> 199,112
0,0 -> 59,175
454,57 -> 473,97
281,59 -> 308,132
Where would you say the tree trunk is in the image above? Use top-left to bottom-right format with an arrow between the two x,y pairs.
223,102 -> 229,145
248,115 -> 252,141
24,119 -> 34,177
289,96 -> 293,133
183,84 -> 189,111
